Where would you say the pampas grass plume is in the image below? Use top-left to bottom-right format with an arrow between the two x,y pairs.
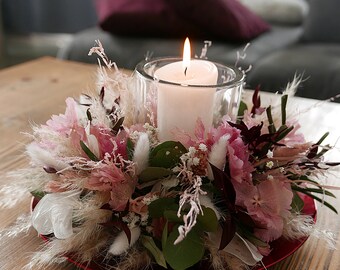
108,226 -> 141,255
208,135 -> 230,179
133,133 -> 150,174
26,143 -> 68,171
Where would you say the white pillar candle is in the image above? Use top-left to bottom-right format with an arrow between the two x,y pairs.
155,39 -> 218,141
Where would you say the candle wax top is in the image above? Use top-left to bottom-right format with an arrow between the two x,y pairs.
154,59 -> 218,86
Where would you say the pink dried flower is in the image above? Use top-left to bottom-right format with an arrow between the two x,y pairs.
228,136 -> 253,183
86,158 -> 136,211
44,180 -> 69,193
129,193 -> 158,215
173,118 -> 206,148
280,119 -> 305,146
273,142 -> 311,159
45,97 -> 81,135
239,179 -> 293,242
257,245 -> 272,256
90,126 -> 128,159
210,120 -> 253,183
242,110 -> 264,130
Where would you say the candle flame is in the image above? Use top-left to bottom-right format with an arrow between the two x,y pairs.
183,37 -> 191,74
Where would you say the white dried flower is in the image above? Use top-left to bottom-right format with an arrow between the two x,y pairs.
188,147 -> 196,155
266,161 -> 274,169
142,194 -> 158,205
192,157 -> 200,166
122,212 -> 140,228
198,143 -> 208,152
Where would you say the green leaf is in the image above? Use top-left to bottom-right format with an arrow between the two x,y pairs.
292,186 -> 336,198
292,187 -> 338,214
162,220 -> 168,250
291,191 -> 305,213
196,206 -> 218,232
237,100 -> 248,118
86,108 -> 92,122
315,145 -> 331,158
316,132 -> 329,145
275,125 -> 294,142
139,167 -> 173,183
163,210 -> 182,223
150,141 -> 187,168
164,227 -> 204,270
140,235 -> 167,269
112,117 -> 124,134
126,138 -> 134,161
30,190 -> 46,199
148,198 -> 178,218
281,94 -> 288,125
80,140 -> 100,161
266,106 -> 276,133
290,174 -> 319,186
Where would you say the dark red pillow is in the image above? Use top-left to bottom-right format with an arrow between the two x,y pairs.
94,0 -> 270,41
170,0 -> 270,41
94,0 -> 202,38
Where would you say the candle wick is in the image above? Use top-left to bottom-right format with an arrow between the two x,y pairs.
184,67 -> 188,76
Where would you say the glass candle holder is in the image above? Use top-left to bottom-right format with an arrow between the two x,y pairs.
132,57 -> 245,141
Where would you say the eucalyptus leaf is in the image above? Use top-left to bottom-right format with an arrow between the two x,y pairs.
148,198 -> 178,218
150,141 -> 187,168
196,206 -> 218,232
163,210 -> 182,223
162,220 -> 168,250
164,227 -> 204,270
140,235 -> 167,269
139,167 -> 173,183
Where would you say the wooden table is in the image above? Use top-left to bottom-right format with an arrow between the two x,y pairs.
0,57 -> 339,270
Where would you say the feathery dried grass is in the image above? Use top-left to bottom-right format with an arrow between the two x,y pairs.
205,237 -> 250,270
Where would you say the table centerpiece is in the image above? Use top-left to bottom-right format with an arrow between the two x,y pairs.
1,39 -> 339,270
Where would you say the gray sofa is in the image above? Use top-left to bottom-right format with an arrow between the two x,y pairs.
59,0 -> 339,101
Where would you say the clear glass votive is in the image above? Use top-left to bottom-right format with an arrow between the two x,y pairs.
131,57 -> 245,141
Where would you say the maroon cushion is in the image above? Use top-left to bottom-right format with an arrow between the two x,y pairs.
94,0 -> 270,41
94,0 -> 202,38
170,0 -> 270,41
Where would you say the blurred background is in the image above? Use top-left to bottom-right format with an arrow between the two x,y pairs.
0,0 -> 97,68
1,0 -> 339,101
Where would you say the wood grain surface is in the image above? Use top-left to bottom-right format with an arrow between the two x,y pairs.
0,57 -> 339,270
